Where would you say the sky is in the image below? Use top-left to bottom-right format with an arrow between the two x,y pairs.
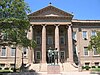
25,0 -> 100,20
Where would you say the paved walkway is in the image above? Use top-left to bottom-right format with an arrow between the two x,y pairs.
39,72 -> 100,75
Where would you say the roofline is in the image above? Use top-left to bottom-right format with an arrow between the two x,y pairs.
28,5 -> 73,17
72,19 -> 100,23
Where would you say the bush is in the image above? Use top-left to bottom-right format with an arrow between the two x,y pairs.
0,70 -> 12,73
4,67 -> 9,70
98,66 -> 100,68
82,66 -> 85,69
85,66 -> 91,70
92,68 -> 100,71
0,68 -> 2,70
92,66 -> 96,68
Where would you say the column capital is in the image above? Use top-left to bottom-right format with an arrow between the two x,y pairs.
41,24 -> 47,27
54,24 -> 60,27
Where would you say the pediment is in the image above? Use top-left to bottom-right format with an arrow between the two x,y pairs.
28,5 -> 73,18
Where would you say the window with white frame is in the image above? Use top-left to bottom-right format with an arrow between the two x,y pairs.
73,32 -> 77,40
1,47 -> 6,56
82,31 -> 87,40
48,36 -> 53,45
91,31 -> 96,36
36,51 -> 41,60
60,51 -> 65,59
93,47 -> 98,55
11,48 -> 15,56
10,64 -> 14,68
84,47 -> 88,55
36,36 -> 41,45
60,36 -> 65,44
23,47 -> 28,57
0,64 -> 5,68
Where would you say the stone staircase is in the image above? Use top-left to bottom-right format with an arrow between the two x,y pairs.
29,62 -> 78,72
60,62 -> 78,72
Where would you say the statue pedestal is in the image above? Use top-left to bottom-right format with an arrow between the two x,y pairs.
47,65 -> 60,74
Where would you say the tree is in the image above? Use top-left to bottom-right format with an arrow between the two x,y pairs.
0,0 -> 36,72
88,31 -> 100,54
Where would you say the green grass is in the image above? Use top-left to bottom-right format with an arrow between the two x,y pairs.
92,68 -> 100,71
0,70 -> 13,73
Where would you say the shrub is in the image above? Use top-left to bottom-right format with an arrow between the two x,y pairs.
4,67 -> 9,70
92,66 -> 96,68
85,66 -> 91,70
82,66 -> 85,69
0,68 -> 2,70
98,66 -> 100,68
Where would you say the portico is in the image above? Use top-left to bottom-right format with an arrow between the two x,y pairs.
28,24 -> 73,64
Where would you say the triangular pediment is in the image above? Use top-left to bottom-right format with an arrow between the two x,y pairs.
28,5 -> 73,17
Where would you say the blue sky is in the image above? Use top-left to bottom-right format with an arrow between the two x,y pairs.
25,0 -> 100,20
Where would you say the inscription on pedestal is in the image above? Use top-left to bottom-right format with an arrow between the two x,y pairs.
47,65 -> 60,74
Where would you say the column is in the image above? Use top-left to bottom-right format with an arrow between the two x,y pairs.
28,26 -> 34,63
42,25 -> 46,63
68,25 -> 73,63
55,25 -> 60,62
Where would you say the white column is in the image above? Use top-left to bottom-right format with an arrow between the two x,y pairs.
68,25 -> 73,63
55,25 -> 60,62
27,26 -> 34,63
42,25 -> 46,63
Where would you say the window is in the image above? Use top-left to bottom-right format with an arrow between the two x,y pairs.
36,51 -> 41,60
11,48 -> 15,56
93,47 -> 98,55
60,51 -> 65,63
85,63 -> 90,66
48,36 -> 53,45
60,36 -> 65,44
36,36 -> 41,45
95,62 -> 99,66
84,47 -> 88,55
10,64 -> 14,68
82,31 -> 87,40
1,47 -> 6,56
91,31 -> 96,36
23,47 -> 28,57
73,32 -> 76,40
0,64 -> 5,68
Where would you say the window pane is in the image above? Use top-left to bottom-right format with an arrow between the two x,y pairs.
73,32 -> 76,40
0,64 -> 5,67
91,31 -> 96,36
48,36 -> 53,45
11,48 -> 15,56
84,47 -> 88,55
60,36 -> 65,44
1,47 -> 6,56
93,47 -> 98,55
36,51 -> 41,59
36,36 -> 41,44
82,31 -> 87,39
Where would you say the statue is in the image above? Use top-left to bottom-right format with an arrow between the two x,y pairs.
54,48 -> 58,64
48,47 -> 52,63
48,47 -> 59,65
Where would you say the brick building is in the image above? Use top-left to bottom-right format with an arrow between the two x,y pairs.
0,5 -> 100,71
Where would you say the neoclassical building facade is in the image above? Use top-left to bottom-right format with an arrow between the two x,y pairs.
0,5 -> 100,71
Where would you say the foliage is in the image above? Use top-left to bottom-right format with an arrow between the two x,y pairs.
0,70 -> 13,73
82,66 -> 91,70
92,68 -> 100,71
0,0 -> 36,49
88,32 -> 100,54
92,66 -> 96,68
